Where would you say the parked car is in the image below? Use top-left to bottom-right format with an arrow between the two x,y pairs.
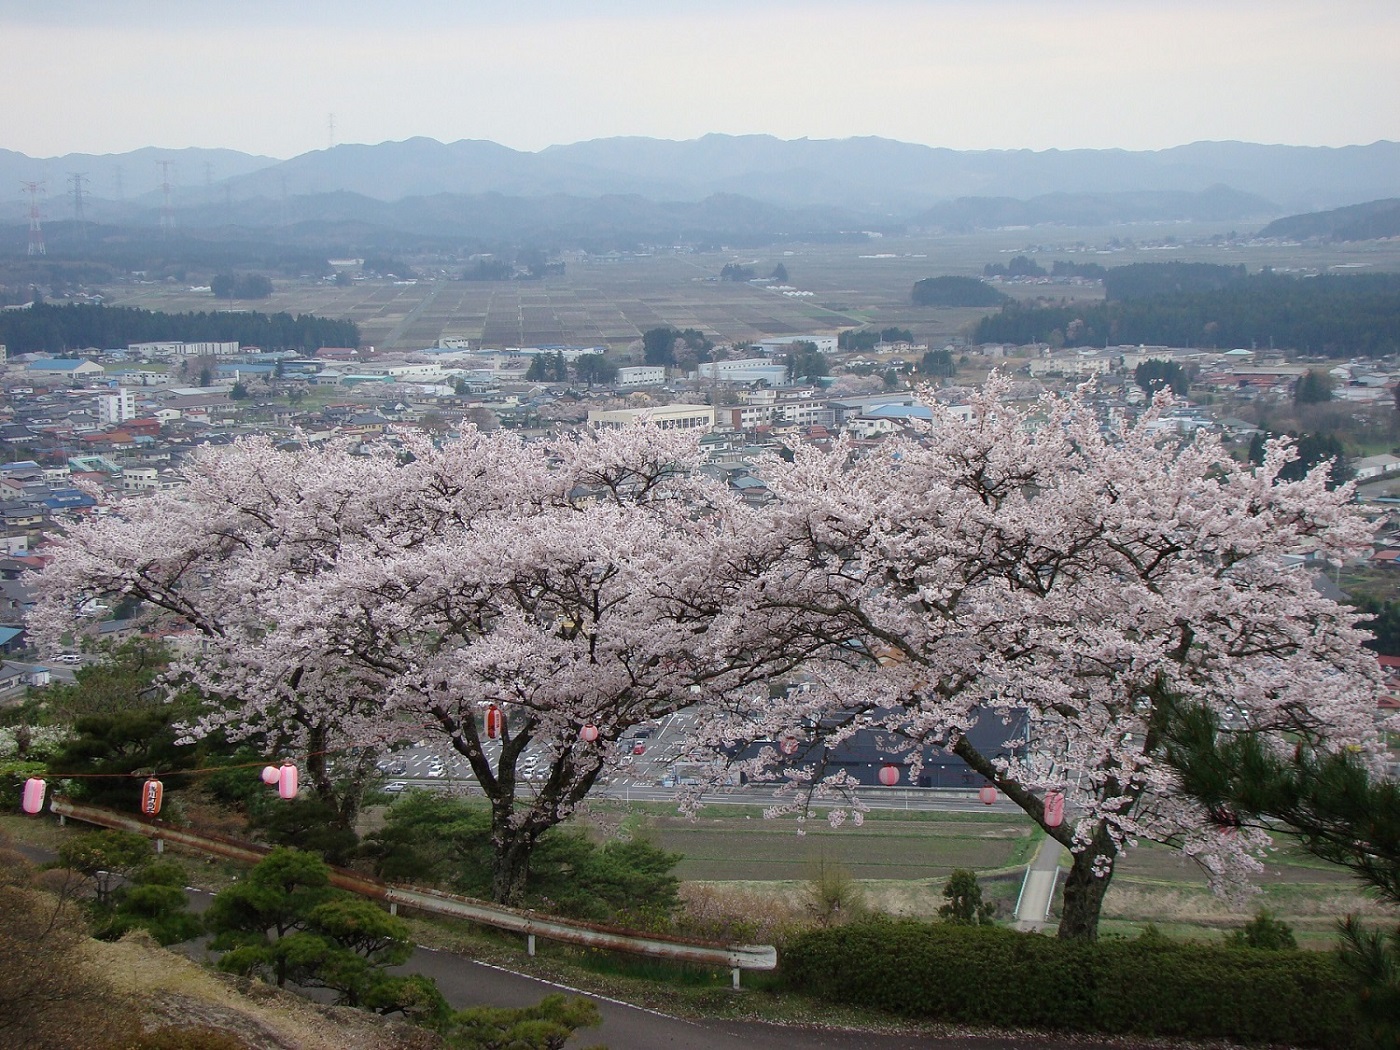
54,654 -> 83,665
632,741 -> 647,755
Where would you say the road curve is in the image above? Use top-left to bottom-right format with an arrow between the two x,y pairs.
401,946 -> 1147,1050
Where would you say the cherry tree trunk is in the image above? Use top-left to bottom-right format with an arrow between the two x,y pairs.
304,725 -> 361,831
1057,833 -> 1118,941
489,805 -> 539,906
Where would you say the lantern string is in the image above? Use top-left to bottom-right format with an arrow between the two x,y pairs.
39,748 -> 337,780
30,717 -> 507,780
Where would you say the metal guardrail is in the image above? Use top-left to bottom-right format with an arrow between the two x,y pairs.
1013,862 -> 1031,919
48,798 -> 776,987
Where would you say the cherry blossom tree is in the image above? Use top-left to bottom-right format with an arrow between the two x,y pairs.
36,424 -> 765,903
701,380 -> 1383,940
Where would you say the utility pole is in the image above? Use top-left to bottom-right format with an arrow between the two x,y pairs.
68,172 -> 89,240
21,181 -> 45,256
157,160 -> 175,235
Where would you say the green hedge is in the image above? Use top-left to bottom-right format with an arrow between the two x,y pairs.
781,918 -> 1358,1047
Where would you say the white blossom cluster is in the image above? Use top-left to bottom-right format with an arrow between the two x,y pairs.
33,382 -> 1383,915
0,724 -> 70,760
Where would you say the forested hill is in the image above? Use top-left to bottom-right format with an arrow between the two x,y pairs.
973,271 -> 1400,357
0,302 -> 360,355
1258,198 -> 1400,242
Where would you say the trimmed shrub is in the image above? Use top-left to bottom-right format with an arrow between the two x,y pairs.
781,918 -> 1358,1047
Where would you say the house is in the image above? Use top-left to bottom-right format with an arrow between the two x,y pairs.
26,359 -> 106,382
0,578 -> 37,621
1355,454 -> 1400,481
0,660 -> 29,697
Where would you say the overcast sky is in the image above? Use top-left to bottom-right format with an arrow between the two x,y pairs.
6,0 -> 1398,159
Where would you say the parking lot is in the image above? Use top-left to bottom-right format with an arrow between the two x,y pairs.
375,710 -> 709,795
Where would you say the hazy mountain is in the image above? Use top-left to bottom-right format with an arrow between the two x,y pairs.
5,136 -> 1400,249
7,135 -> 1398,219
222,135 -> 1398,214
1258,198 -> 1400,242
170,190 -> 867,249
0,146 -> 277,203
909,186 -> 1277,232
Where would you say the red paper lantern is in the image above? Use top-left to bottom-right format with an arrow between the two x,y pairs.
278,763 -> 299,800
484,704 -> 504,740
260,765 -> 280,785
21,777 -> 46,814
978,784 -> 998,806
141,778 -> 164,816
1043,790 -> 1065,828
878,764 -> 900,786
779,735 -> 799,756
579,724 -> 599,743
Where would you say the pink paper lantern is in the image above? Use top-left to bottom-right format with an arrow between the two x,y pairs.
141,778 -> 164,816
278,763 -> 299,800
579,724 -> 599,743
484,704 -> 504,740
877,764 -> 900,786
260,765 -> 280,785
779,735 -> 799,756
1043,790 -> 1065,828
21,777 -> 46,815
978,784 -> 998,806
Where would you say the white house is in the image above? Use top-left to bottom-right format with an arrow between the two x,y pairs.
1355,454 -> 1400,481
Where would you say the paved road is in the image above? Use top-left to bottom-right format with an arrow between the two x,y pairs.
1013,836 -> 1063,932
401,946 -> 1133,1049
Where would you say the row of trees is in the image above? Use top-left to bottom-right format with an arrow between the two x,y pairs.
641,325 -> 714,367
37,385 -> 1381,940
974,272 -> 1400,356
525,351 -> 618,386
838,327 -> 913,351
911,276 -> 1008,307
784,340 -> 828,382
210,273 -> 273,300
982,255 -> 1046,279
0,302 -> 359,355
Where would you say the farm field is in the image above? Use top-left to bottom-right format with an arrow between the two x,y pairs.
1100,840 -> 1387,945
642,810 -> 1036,882
599,803 -> 1387,944
100,224 -> 1400,353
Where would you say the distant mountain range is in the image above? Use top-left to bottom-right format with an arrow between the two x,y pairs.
3,135 -> 1399,245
